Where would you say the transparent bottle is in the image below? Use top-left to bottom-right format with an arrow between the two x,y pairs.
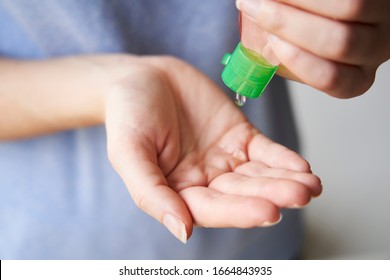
221,12 -> 279,106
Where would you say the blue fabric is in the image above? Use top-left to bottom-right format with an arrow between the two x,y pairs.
0,0 -> 302,259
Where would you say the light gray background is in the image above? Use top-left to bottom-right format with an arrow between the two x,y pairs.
288,61 -> 390,259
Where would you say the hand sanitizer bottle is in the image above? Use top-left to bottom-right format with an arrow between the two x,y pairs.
221,12 -> 279,106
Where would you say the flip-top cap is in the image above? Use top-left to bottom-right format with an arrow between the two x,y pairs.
221,43 -> 278,98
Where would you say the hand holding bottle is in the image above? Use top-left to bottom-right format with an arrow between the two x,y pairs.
236,0 -> 390,98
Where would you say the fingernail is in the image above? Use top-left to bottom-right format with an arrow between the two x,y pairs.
163,213 -> 187,244
262,213 -> 283,227
236,0 -> 262,21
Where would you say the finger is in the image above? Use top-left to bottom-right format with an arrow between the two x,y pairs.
179,187 -> 282,228
106,128 -> 193,243
273,0 -> 390,23
248,133 -> 312,173
234,162 -> 322,197
238,0 -> 380,65
209,172 -> 312,208
269,36 -> 376,97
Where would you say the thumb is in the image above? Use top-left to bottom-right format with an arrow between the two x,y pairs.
106,126 -> 193,244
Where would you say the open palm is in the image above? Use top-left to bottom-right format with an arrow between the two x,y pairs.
105,56 -> 321,243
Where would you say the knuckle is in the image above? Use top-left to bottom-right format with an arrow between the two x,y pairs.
291,159 -> 311,173
328,24 -> 355,59
263,2 -> 286,31
339,0 -> 366,19
326,23 -> 377,64
356,68 -> 376,95
315,63 -> 342,94
378,31 -> 390,62
316,64 -> 375,98
280,43 -> 302,65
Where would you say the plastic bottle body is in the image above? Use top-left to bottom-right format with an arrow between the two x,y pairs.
240,13 -> 279,67
221,13 -> 279,104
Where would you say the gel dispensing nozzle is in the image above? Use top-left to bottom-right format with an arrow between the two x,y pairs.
221,12 -> 279,106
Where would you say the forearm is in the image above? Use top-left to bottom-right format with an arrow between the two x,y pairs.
0,55 -> 129,140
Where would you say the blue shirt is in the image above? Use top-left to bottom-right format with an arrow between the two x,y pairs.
0,0 -> 302,259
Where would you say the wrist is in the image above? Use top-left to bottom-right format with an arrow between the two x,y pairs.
0,54 -> 140,139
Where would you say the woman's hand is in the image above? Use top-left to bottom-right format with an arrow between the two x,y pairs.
0,54 -> 321,243
237,0 -> 390,98
104,56 -> 322,242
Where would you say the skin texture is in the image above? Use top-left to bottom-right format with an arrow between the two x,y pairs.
0,55 -> 322,242
237,0 -> 390,98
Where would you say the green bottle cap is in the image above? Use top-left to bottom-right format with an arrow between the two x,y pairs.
221,43 -> 278,98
